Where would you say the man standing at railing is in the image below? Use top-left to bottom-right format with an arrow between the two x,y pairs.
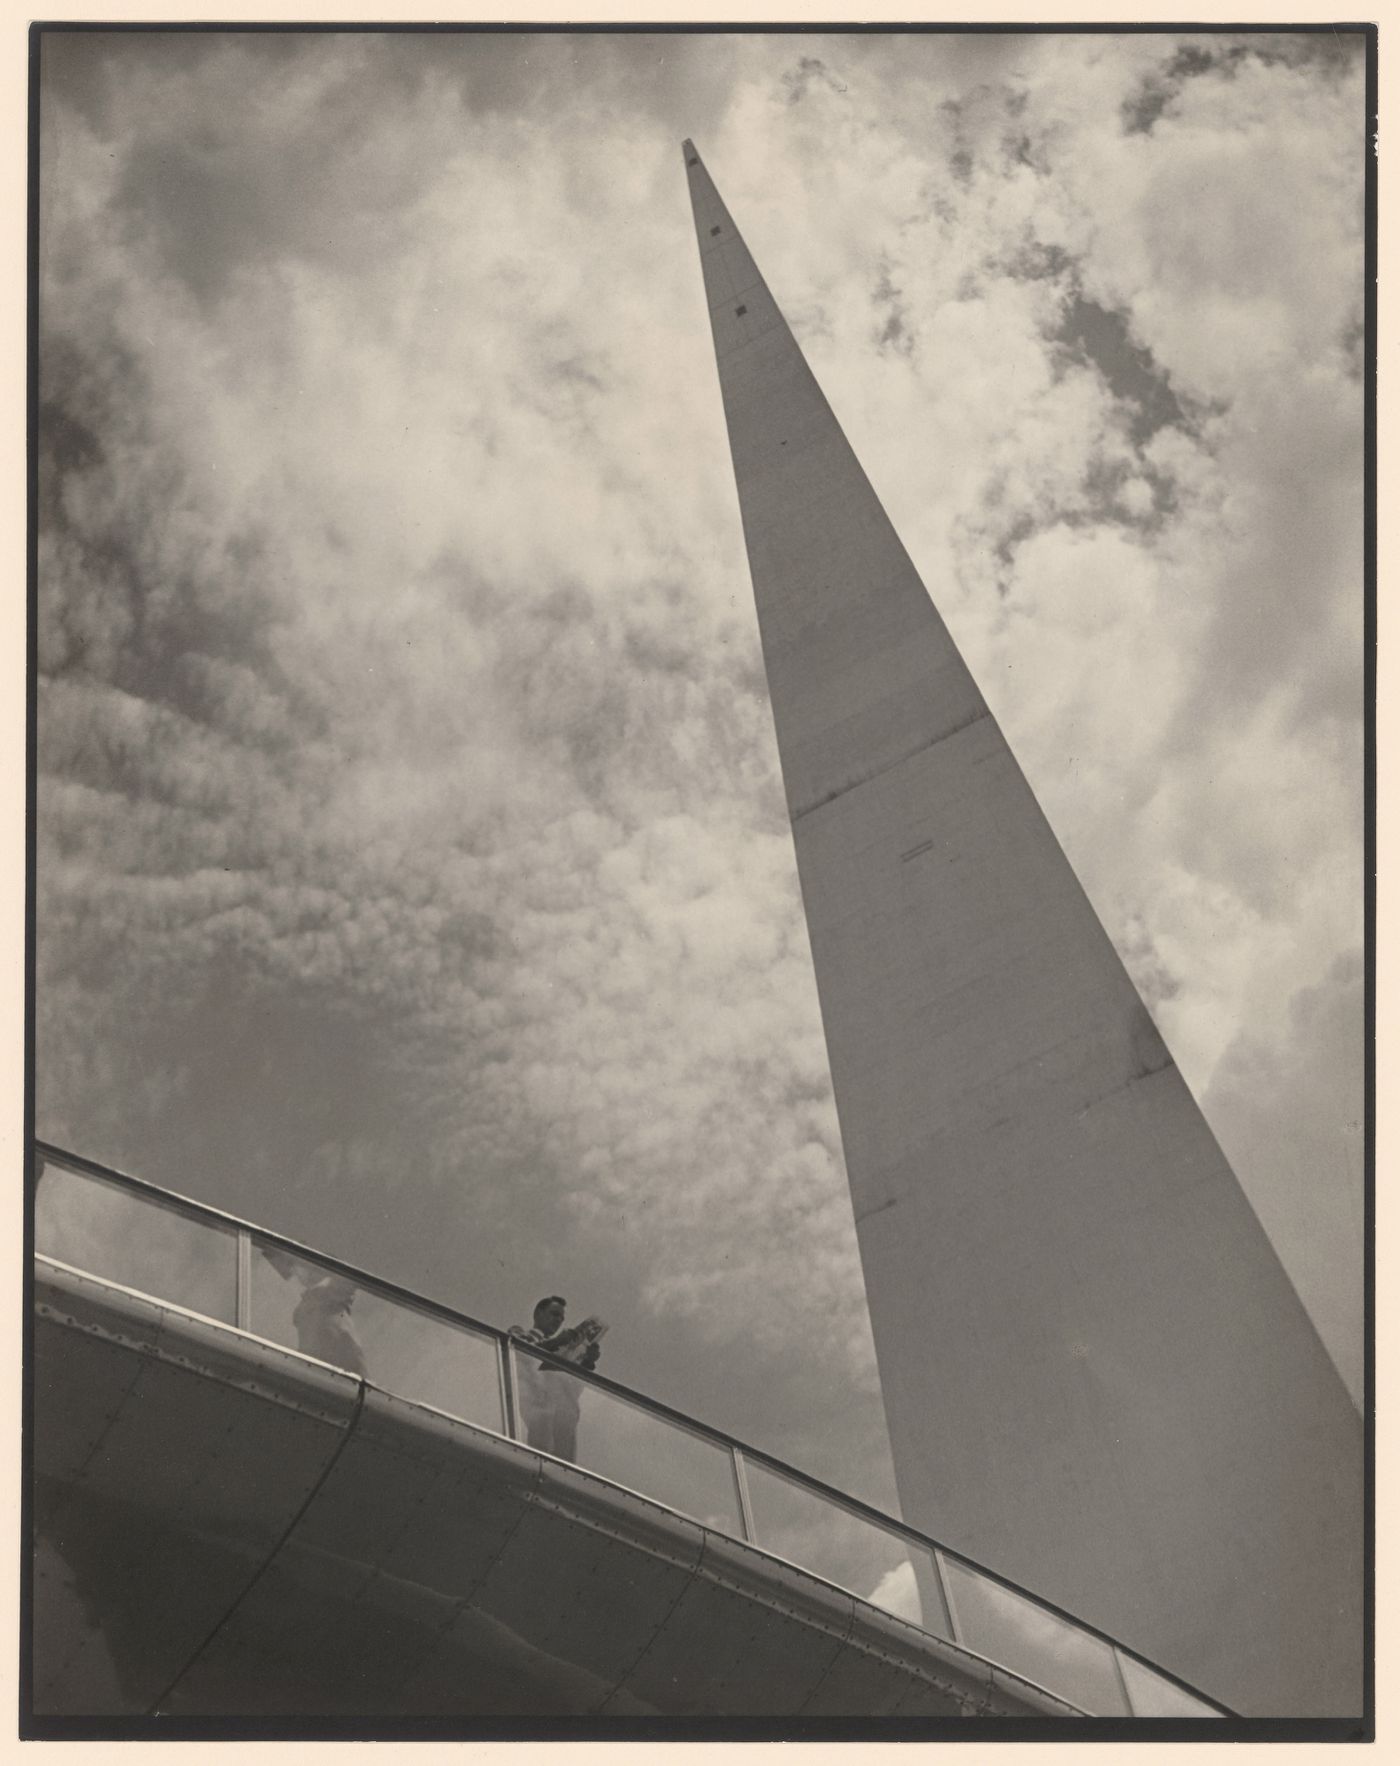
509,1295 -> 606,1463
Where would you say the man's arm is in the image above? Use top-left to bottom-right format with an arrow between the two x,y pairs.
536,1326 -> 602,1367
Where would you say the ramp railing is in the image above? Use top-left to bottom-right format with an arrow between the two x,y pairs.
32,1140 -> 1229,1718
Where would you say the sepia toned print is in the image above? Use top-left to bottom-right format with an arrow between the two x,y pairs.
29,27 -> 1368,1731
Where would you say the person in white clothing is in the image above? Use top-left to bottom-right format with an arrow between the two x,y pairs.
508,1294 -> 604,1462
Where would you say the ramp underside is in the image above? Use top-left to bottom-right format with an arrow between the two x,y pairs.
683,140 -> 1362,1718
32,1264 -> 1078,1720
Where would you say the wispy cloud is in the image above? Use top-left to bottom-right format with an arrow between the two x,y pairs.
36,28 -> 1364,1520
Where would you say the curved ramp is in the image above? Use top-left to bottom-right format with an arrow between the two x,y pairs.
34,1261 -> 1082,1718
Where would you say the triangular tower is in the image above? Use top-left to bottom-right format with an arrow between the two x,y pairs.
684,138 -> 1361,1717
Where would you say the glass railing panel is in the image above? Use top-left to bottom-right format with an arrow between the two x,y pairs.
26,1148 -> 1224,1718
34,1155 -> 237,1324
742,1458 -> 953,1640
249,1239 -> 504,1433
939,1555 -> 1129,1713
1116,1650 -> 1221,1716
509,1343 -> 742,1534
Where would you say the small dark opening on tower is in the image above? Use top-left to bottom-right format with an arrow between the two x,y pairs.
735,305 -> 748,316
709,225 -> 722,237
687,156 -> 698,166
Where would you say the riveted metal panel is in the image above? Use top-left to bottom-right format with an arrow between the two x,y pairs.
695,1528 -> 858,1637
607,1533 -> 850,1715
395,1596 -> 625,1716
469,1498 -> 700,1691
164,1394 -> 540,1714
843,1589 -> 1086,1715
33,1316 -> 151,1479
292,1390 -> 539,1597
532,1452 -> 708,1570
988,1666 -> 1088,1717
800,1641 -> 970,1717
37,1261 -> 359,1423
36,1301 -> 357,1534
34,1476 -> 274,1716
36,1259 -> 166,1350
152,1305 -> 359,1422
165,1538 -> 467,1716
32,1289 -> 358,1716
165,1403 -> 702,1716
57,1347 -> 317,1520
33,1271 -> 1107,1718
32,1533 -> 131,1715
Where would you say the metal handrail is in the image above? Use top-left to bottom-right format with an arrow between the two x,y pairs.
30,1137 -> 1233,1716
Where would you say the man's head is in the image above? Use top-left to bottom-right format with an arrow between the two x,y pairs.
533,1295 -> 566,1334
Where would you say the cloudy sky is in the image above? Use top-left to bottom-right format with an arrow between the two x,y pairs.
36,28 -> 1365,1521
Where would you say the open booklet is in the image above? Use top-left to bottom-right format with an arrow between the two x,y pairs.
547,1317 -> 609,1365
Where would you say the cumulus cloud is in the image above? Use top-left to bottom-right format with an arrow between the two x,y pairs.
868,1559 -> 922,1624
35,29 -> 1364,1512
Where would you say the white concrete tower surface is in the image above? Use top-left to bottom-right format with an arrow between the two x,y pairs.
683,139 -> 1362,1718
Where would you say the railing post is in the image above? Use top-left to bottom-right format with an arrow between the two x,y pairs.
235,1229 -> 251,1330
933,1549 -> 963,1645
498,1336 -> 519,1441
731,1447 -> 757,1544
1111,1646 -> 1136,1716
